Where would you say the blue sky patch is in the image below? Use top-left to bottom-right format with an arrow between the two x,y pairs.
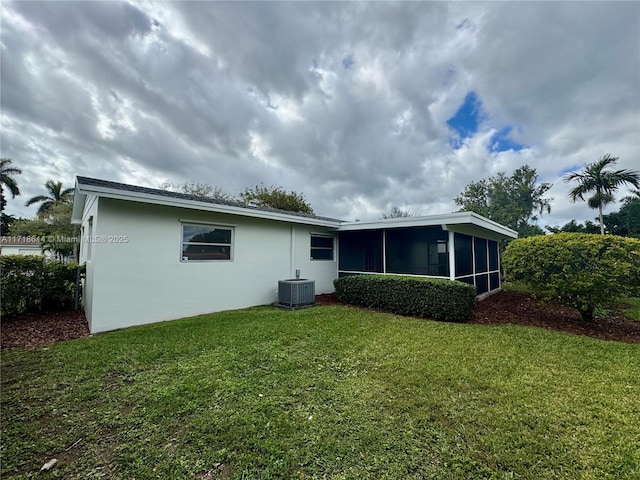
447,91 -> 527,152
342,53 -> 355,69
447,91 -> 484,143
560,165 -> 581,176
489,127 -> 527,152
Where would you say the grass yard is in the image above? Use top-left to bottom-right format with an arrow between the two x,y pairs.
2,305 -> 639,479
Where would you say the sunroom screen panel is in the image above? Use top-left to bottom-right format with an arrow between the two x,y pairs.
338,230 -> 383,273
474,237 -> 488,273
454,233 -> 474,277
476,274 -> 489,295
489,240 -> 499,271
386,226 -> 449,276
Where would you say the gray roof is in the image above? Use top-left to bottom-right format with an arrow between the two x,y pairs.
76,176 -> 343,223
0,236 -> 43,246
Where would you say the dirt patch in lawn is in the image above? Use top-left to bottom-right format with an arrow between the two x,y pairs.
317,291 -> 640,344
2,291 -> 638,349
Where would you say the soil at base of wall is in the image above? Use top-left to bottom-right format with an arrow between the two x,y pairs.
2,291 -> 638,349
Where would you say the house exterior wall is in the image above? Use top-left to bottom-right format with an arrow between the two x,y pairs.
79,195 -> 99,329
0,245 -> 43,256
292,226 -> 338,294
82,198 -> 337,333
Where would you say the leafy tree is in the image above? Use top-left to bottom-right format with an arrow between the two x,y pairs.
564,154 -> 640,235
454,165 -> 552,237
25,180 -> 74,217
515,223 -> 546,237
602,197 -> 640,238
10,202 -> 78,261
546,219 -> 600,234
381,205 -> 413,219
503,233 -> 640,322
239,183 -> 314,214
1,213 -> 17,235
160,181 -> 231,202
0,158 -> 22,213
161,180 -> 315,214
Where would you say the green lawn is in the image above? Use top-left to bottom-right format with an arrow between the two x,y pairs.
2,305 -> 639,479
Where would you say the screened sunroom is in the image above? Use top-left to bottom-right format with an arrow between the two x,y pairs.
336,212 -> 517,296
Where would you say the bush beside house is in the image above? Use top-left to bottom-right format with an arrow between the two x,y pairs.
334,275 -> 476,322
503,233 -> 640,321
0,255 -> 81,315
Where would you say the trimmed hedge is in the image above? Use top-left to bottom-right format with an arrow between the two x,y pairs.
0,255 -> 81,316
503,233 -> 640,321
333,274 -> 476,322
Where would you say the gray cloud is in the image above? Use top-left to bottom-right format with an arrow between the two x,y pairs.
1,1 -> 638,228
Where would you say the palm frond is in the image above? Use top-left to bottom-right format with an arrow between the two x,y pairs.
0,158 -> 22,198
25,195 -> 51,207
564,154 -> 639,233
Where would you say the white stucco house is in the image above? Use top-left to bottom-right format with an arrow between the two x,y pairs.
1,236 -> 46,256
72,177 -> 517,333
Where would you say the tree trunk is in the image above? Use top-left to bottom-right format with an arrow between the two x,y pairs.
598,205 -> 604,235
580,307 -> 594,322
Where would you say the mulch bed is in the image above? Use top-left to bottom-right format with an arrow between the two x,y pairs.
1,310 -> 89,350
470,290 -> 640,343
2,291 -> 638,349
318,291 -> 640,344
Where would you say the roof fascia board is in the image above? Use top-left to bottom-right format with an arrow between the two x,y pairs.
75,182 -> 341,229
338,214 -> 457,231
71,178 -> 87,224
337,211 -> 517,238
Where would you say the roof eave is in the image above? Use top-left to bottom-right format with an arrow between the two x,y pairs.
74,180 -> 342,229
71,178 -> 87,224
337,211 -> 517,239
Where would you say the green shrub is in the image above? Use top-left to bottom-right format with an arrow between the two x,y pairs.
0,255 -> 81,316
503,233 -> 640,321
333,275 -> 476,322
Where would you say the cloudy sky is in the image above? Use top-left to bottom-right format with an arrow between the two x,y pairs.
2,1 -> 639,228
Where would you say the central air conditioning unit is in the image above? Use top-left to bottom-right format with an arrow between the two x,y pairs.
278,279 -> 315,308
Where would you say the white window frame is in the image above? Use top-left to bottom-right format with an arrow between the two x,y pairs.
310,233 -> 335,261
180,222 -> 234,262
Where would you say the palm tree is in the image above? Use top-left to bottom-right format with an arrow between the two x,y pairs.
25,180 -> 74,217
0,158 -> 22,212
564,154 -> 640,235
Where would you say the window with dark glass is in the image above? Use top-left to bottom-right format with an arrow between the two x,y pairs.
311,234 -> 334,260
181,224 -> 232,261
